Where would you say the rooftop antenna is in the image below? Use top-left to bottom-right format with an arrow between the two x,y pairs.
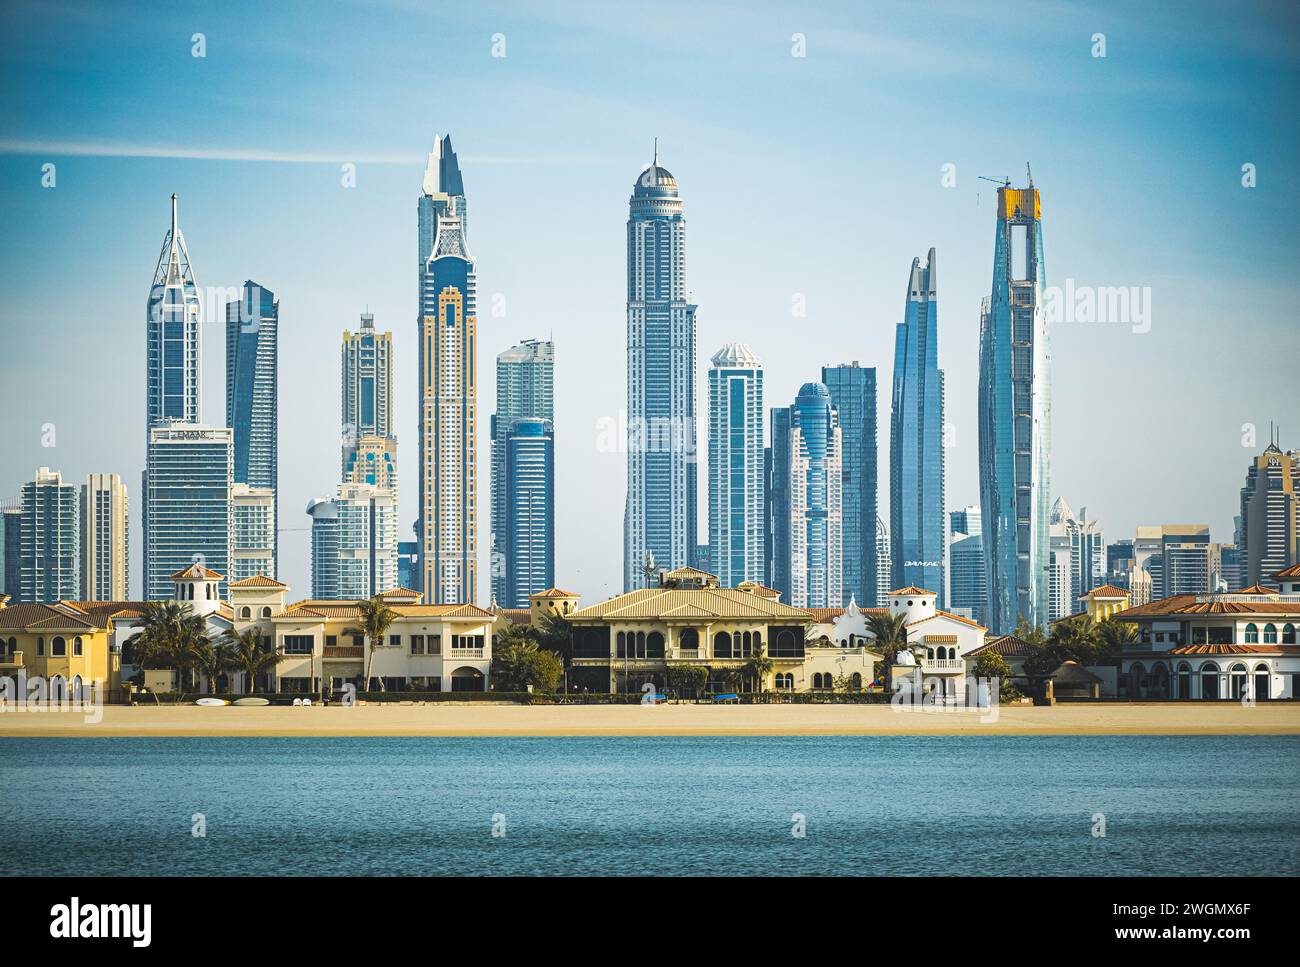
170,193 -> 178,237
653,137 -> 659,166
1026,162 -> 1034,187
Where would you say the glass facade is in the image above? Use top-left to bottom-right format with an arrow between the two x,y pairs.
20,468 -> 80,604
709,345 -> 764,588
230,483 -> 276,583
891,249 -> 945,606
978,182 -> 1050,633
341,312 -> 394,476
143,425 -> 232,600
492,339 -> 555,604
823,362 -> 878,606
624,150 -> 698,590
503,418 -> 555,608
146,196 -> 200,429
308,484 -> 397,600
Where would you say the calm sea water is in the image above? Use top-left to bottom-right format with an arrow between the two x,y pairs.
2,736 -> 1297,876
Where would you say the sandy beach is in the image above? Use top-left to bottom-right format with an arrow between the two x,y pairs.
1,701 -> 1298,737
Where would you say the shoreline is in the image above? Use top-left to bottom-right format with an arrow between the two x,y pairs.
1,702 -> 1299,737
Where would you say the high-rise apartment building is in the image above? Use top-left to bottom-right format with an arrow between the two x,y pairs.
624,145 -> 698,590
978,175 -> 1050,632
891,249 -> 946,607
80,473 -> 128,602
341,311 -> 394,473
20,468 -> 80,604
0,502 -> 21,600
308,483 -> 398,600
709,344 -> 765,588
229,484 -> 276,583
1240,442 -> 1300,588
418,137 -> 476,604
146,195 -> 200,429
225,280 -> 278,573
502,418 -> 555,608
823,362 -> 878,606
949,506 -> 985,626
492,339 -> 555,603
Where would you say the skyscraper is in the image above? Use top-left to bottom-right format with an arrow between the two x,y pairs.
226,280 -> 278,573
418,138 -> 476,604
230,483 -> 276,583
20,467 -> 80,604
823,362 -> 878,606
492,339 -> 555,604
0,502 -> 21,600
143,424 -> 232,600
709,344 -> 765,588
146,195 -> 200,429
875,516 -> 892,606
949,506 -> 985,625
624,144 -> 698,590
344,436 -> 398,491
81,473 -> 128,602
891,249 -> 946,606
978,173 -> 1051,633
503,418 -> 555,608
308,483 -> 398,600
341,312 -> 394,473
1240,441 -> 1300,588
771,383 -> 843,608
764,407 -> 792,597
1051,498 -> 1105,609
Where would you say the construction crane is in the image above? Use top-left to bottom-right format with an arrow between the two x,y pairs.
979,175 -> 1010,188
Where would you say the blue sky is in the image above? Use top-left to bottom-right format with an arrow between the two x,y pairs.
2,0 -> 1298,603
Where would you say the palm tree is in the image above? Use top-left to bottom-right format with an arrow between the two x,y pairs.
1048,615 -> 1102,664
357,596 -> 397,692
125,600 -> 208,692
744,645 -> 774,694
1096,619 -> 1137,660
865,611 -> 909,688
189,637 -> 233,694
223,627 -> 280,695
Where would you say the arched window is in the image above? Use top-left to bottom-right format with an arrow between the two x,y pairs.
680,628 -> 698,652
646,632 -> 665,659
777,630 -> 795,654
52,636 -> 67,657
1284,624 -> 1297,645
261,606 -> 272,619
37,637 -> 45,656
1176,662 -> 1192,700
1263,624 -> 1278,644
616,631 -> 626,658
714,632 -> 732,659
73,636 -> 83,656
635,632 -> 646,658
851,673 -> 862,689
1244,623 -> 1258,643
1200,662 -> 1220,700
240,607 -> 252,619
1253,663 -> 1271,702
753,631 -> 762,649
1229,663 -> 1248,700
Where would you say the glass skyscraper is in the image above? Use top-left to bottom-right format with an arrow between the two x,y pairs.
146,195 -> 200,428
81,473 -> 128,602
949,505 -> 985,626
229,483 -> 276,584
341,312 -> 394,474
891,249 -> 946,606
503,417 -> 555,608
20,467 -> 80,604
769,383 -> 842,608
308,483 -> 398,600
225,280 -> 278,576
492,339 -> 555,604
709,344 -> 764,588
624,145 -> 698,590
418,137 -> 476,604
823,362 -> 878,606
143,424 -> 232,600
978,176 -> 1051,633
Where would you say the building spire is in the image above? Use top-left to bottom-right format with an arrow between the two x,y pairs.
653,137 -> 659,166
171,193 -> 178,238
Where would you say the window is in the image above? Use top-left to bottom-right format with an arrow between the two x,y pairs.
428,635 -> 441,654
1244,623 -> 1259,644
283,635 -> 313,655
73,637 -> 83,656
714,632 -> 732,659
352,635 -> 365,648
52,637 -> 66,657
240,607 -> 252,619
410,635 -> 425,655
37,637 -> 45,656
389,634 -> 402,648
1192,626 -> 1207,645
325,635 -> 337,648
261,607 -> 272,619
1285,624 -> 1297,645
1263,624 -> 1278,644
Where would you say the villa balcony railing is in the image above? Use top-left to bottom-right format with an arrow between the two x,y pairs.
675,649 -> 700,659
919,658 -> 964,671
323,646 -> 364,660
449,647 -> 484,659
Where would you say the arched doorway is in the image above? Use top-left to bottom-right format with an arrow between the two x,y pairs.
1253,663 -> 1270,702
1129,663 -> 1145,699
1175,663 -> 1191,700
1200,662 -> 1220,700
1228,663 -> 1247,700
1150,663 -> 1169,699
450,666 -> 485,693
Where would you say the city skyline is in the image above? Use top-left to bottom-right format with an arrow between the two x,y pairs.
3,2 -> 1297,606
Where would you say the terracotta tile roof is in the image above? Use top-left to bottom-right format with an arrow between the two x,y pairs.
530,587 -> 579,599
888,586 -> 936,597
906,610 -> 988,631
967,635 -> 1037,658
1082,583 -> 1129,598
228,575 -> 288,589
1234,584 -> 1279,595
275,600 -> 492,621
0,603 -> 100,631
1274,563 -> 1300,579
569,587 -> 811,622
807,608 -> 844,623
1117,595 -> 1300,618
1165,644 -> 1300,656
736,581 -> 783,599
169,563 -> 224,581
498,608 -> 531,624
378,587 -> 422,599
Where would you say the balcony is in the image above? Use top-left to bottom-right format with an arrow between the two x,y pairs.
449,647 -> 484,659
919,658 -> 965,672
675,649 -> 700,659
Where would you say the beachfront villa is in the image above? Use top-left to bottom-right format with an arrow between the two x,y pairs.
0,592 -> 122,700
564,566 -> 826,693
883,587 -> 989,701
1113,566 -> 1300,700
